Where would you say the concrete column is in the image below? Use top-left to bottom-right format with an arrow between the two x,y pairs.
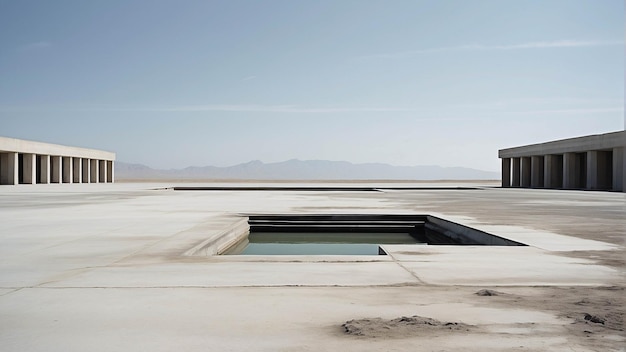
501,158 -> 511,187
0,152 -> 18,185
544,154 -> 563,189
107,161 -> 114,183
623,146 -> 626,193
616,147 -> 626,192
62,157 -> 72,183
597,151 -> 613,190
521,157 -> 531,188
22,153 -> 36,184
73,157 -> 82,183
586,151 -> 598,190
90,159 -> 98,183
544,155 -> 553,189
99,160 -> 106,183
51,156 -> 62,183
82,158 -> 90,183
511,158 -> 520,187
530,156 -> 544,188
39,155 -> 50,184
563,153 -> 577,189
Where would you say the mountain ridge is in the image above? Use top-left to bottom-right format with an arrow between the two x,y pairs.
115,159 -> 499,180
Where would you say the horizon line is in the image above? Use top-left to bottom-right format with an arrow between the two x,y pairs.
116,158 -> 500,172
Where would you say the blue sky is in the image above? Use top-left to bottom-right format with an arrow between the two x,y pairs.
1,0 -> 623,171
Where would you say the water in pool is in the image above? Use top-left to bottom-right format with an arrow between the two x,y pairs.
225,232 -> 425,255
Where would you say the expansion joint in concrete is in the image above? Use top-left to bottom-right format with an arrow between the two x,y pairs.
384,251 -> 428,285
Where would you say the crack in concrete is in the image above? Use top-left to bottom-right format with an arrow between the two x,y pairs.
383,249 -> 428,285
0,287 -> 23,296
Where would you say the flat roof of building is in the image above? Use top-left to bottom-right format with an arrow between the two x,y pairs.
498,130 -> 625,158
0,136 -> 115,160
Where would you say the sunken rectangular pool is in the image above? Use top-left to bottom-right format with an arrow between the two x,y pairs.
222,215 -> 525,255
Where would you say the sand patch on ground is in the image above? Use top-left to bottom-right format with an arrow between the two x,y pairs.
342,315 -> 475,338
470,285 -> 624,351
336,286 -> 624,351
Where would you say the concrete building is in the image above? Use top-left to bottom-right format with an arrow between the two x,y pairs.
0,136 -> 115,185
499,130 -> 625,192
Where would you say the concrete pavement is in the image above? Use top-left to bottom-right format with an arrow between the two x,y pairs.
0,182 -> 624,351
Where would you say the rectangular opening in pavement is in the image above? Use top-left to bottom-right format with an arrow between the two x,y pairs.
220,214 -> 526,256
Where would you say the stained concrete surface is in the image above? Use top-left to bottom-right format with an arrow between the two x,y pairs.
0,182 -> 624,351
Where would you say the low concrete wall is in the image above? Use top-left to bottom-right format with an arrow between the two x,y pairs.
426,215 -> 525,246
184,217 -> 250,256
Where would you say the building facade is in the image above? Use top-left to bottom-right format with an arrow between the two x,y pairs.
0,137 -> 115,185
499,131 -> 625,192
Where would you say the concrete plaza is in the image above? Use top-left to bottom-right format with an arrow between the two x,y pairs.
0,182 -> 624,351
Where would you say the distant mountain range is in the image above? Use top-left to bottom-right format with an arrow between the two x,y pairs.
115,159 -> 499,180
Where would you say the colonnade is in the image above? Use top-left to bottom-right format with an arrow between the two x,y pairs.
0,153 -> 114,185
499,131 -> 625,192
0,137 -> 115,185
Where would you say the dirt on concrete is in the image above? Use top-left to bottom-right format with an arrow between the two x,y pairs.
339,285 -> 624,351
560,250 -> 626,270
342,315 -> 474,338
472,285 -> 625,351
475,289 -> 504,296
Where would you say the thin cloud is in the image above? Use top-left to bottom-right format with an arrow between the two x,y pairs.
17,41 -> 53,51
449,98 -> 625,111
241,76 -> 257,81
143,104 -> 415,113
1,104 -> 621,117
494,40 -> 622,49
160,104 -> 622,116
505,107 -> 624,115
0,104 -> 416,113
361,40 -> 624,59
